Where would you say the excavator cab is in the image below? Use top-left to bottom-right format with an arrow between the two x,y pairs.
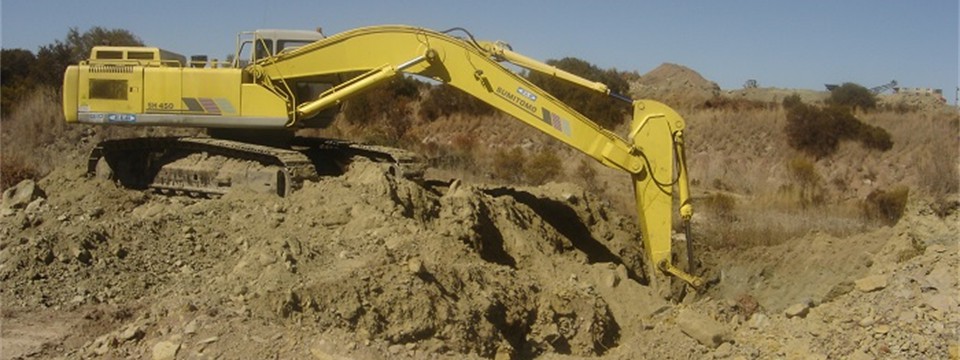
233,29 -> 326,68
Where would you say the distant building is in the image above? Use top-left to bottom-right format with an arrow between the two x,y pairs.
893,87 -> 946,102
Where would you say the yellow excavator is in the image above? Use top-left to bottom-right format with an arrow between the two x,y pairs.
62,25 -> 703,288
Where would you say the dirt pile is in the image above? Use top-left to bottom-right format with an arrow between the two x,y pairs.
629,63 -> 721,107
1,160 -> 666,359
2,152 -> 957,359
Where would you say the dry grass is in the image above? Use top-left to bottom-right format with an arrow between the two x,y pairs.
0,86 -> 198,190
1,86 -> 81,189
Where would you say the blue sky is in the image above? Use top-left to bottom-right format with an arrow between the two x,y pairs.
2,0 -> 958,102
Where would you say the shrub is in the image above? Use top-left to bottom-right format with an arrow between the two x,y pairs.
785,101 -> 893,158
492,147 -> 526,183
524,150 -> 563,185
782,93 -> 804,110
341,76 -> 423,144
0,155 -> 39,190
419,84 -> 494,121
827,82 -> 876,111
343,77 -> 422,125
702,192 -> 737,221
700,96 -> 773,111
787,156 -> 825,207
576,158 -> 600,191
785,102 -> 840,158
862,186 -> 910,225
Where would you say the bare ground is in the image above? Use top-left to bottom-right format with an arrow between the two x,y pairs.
1,154 -> 957,359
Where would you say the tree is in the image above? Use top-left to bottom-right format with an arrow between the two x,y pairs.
2,26 -> 143,114
33,27 -> 144,89
1,49 -> 37,114
827,82 -> 876,111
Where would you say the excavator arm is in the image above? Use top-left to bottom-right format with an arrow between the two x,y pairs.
255,25 -> 701,287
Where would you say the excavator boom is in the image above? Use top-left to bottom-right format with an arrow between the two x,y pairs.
62,25 -> 702,287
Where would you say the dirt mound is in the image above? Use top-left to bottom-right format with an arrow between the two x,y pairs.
2,155 -> 957,359
630,63 -> 721,107
0,160 -> 665,359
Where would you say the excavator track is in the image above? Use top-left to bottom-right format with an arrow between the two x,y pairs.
88,136 -> 425,198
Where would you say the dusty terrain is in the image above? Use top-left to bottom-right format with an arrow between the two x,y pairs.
2,152 -> 957,359
2,61 -> 958,359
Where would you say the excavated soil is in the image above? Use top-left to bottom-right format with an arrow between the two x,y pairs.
2,157 -> 958,359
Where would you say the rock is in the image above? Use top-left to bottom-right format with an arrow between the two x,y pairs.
184,319 -> 199,335
922,265 -> 955,292
615,264 -> 629,282
152,340 -> 180,360
2,179 -> 45,210
748,313 -> 770,329
120,325 -> 145,341
24,198 -> 45,214
784,303 -> 810,319
74,248 -> 92,265
198,336 -> 219,345
677,308 -> 729,348
874,324 -> 890,334
407,258 -> 425,275
602,271 -> 620,288
388,344 -> 405,355
858,316 -> 876,327
922,293 -> 957,312
855,275 -> 888,292
714,342 -> 733,357
897,310 -> 916,325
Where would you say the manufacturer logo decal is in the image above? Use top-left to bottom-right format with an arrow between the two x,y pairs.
516,87 -> 537,102
106,113 -> 137,123
495,86 -> 537,114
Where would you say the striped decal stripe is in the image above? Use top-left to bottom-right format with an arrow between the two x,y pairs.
198,98 -> 221,114
182,98 -> 204,112
182,97 -> 232,114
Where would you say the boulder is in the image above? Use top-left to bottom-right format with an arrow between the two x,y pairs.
2,179 -> 45,210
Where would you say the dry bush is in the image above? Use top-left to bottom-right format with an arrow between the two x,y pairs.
699,96 -> 775,112
492,147 -> 526,183
702,192 -> 737,221
862,186 -> 910,225
684,107 -> 786,196
1,86 -> 81,180
786,156 -> 825,207
1,86 -> 201,189
785,101 -> 893,158
523,150 -> 562,185
419,84 -> 494,121
700,198 -> 867,250
0,155 -> 39,190
575,158 -> 600,192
